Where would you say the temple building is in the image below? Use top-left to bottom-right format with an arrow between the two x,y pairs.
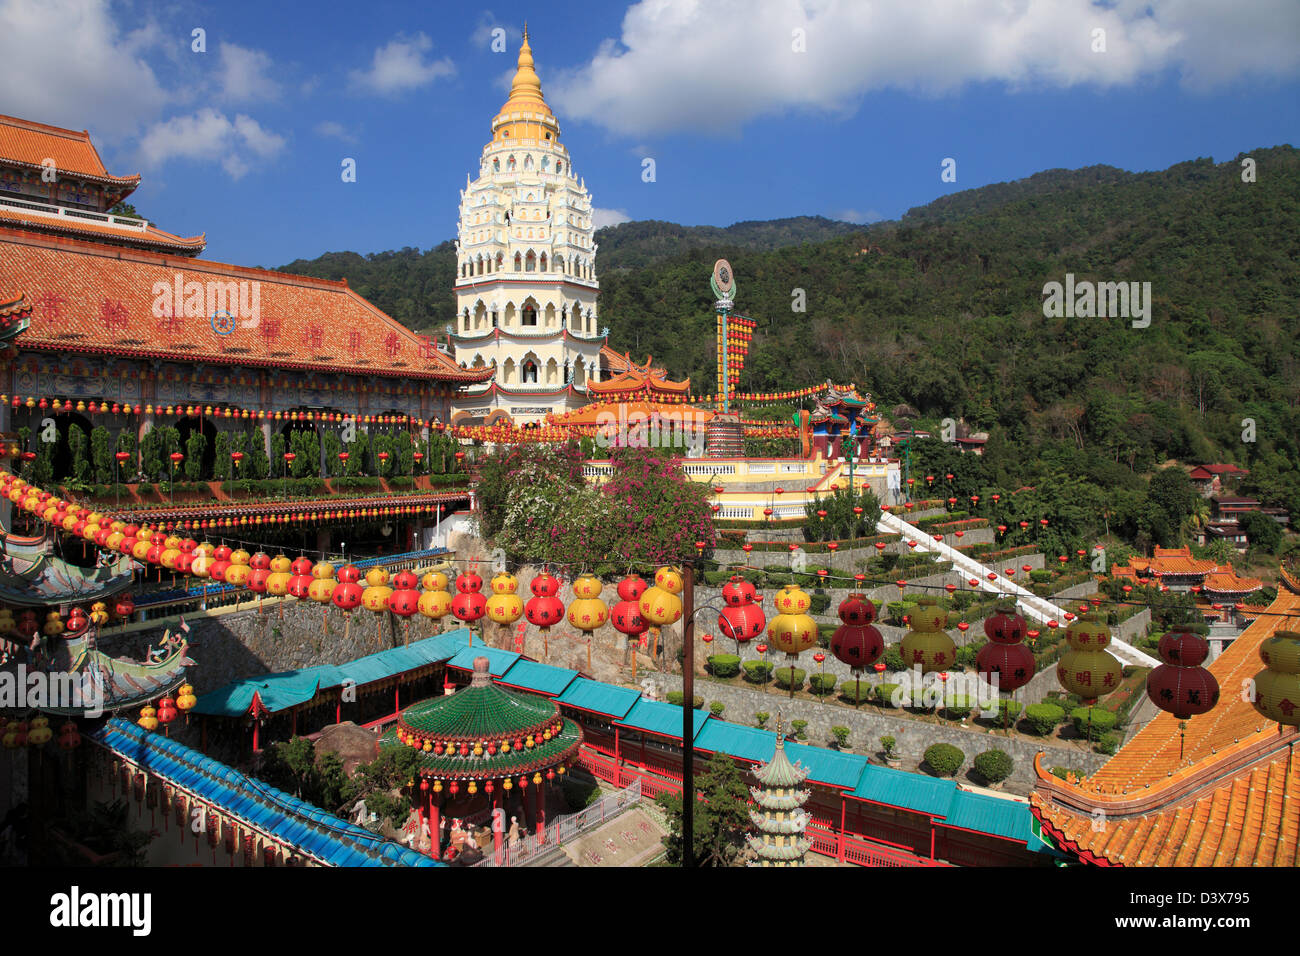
0,112 -> 491,550
1029,572 -> 1300,866
450,30 -> 607,428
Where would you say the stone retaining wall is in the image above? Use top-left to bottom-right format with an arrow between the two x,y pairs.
653,672 -> 1109,793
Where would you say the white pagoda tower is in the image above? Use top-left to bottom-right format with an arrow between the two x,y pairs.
746,721 -> 812,866
449,28 -> 607,428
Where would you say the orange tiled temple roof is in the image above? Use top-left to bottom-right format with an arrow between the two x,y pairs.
587,352 -> 689,396
0,226 -> 494,384
0,114 -> 140,191
1203,564 -> 1264,594
1127,546 -> 1218,576
1029,584 -> 1300,866
0,206 -> 206,254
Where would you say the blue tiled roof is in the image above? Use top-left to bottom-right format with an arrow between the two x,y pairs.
694,720 -> 777,763
616,699 -> 709,741
496,659 -> 579,697
94,718 -> 441,867
445,643 -> 520,676
849,764 -> 959,819
556,677 -> 640,720
785,742 -> 870,790
193,629 -> 475,717
939,790 -> 1033,844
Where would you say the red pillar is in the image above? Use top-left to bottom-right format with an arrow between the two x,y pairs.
535,781 -> 546,843
614,726 -> 621,765
930,821 -> 936,860
838,795 -> 847,863
394,678 -> 400,716
492,788 -> 503,865
429,790 -> 441,859
335,695 -> 341,724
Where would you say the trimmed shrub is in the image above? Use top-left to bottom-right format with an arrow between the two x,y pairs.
880,735 -> 897,757
1029,569 -> 1052,583
773,667 -> 806,691
755,712 -> 770,728
943,695 -> 973,720
1025,703 -> 1066,736
808,592 -> 831,615
709,701 -> 725,717
923,743 -> 965,777
838,678 -> 871,703
665,692 -> 704,709
707,654 -> 742,679
743,661 -> 774,683
1095,731 -> 1121,755
979,699 -> 1023,724
808,673 -> 837,696
790,719 -> 808,740
973,749 -> 1014,785
874,683 -> 902,707
831,726 -> 851,749
1070,706 -> 1118,741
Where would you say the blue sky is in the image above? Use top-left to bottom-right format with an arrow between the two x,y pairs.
1,0 -> 1297,267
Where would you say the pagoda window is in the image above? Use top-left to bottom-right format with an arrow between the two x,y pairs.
556,161 -> 563,174
561,306 -> 567,328
495,253 -> 504,272
522,305 -> 538,326
541,156 -> 550,170
491,310 -> 498,329
573,361 -> 586,385
493,158 -> 500,172
540,252 -> 548,271
525,251 -> 536,272
503,303 -> 516,326
507,155 -> 516,170
462,308 -> 470,332
502,358 -> 516,384
524,155 -> 534,170
544,303 -> 557,327
545,358 -> 559,383
522,359 -> 539,383
473,302 -> 488,330
513,253 -> 522,271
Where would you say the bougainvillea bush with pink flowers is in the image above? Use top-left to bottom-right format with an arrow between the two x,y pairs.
475,443 -> 715,568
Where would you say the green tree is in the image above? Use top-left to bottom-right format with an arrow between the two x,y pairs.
1239,511 -> 1282,555
245,430 -> 269,480
184,430 -> 207,481
90,426 -> 113,485
655,752 -> 753,866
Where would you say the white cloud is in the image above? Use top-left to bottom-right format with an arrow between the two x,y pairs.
349,33 -> 456,95
549,0 -> 1300,137
592,207 -> 633,229
831,209 -> 882,225
314,120 -> 356,143
217,43 -> 283,102
138,108 -> 286,179
471,13 -> 520,50
0,0 -> 168,140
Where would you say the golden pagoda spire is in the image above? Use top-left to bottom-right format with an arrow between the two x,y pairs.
498,27 -> 552,118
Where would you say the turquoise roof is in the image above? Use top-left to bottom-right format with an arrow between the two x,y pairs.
496,659 -> 579,697
694,720 -> 776,763
616,699 -> 709,741
849,764 -> 958,819
940,790 -> 1032,844
785,742 -> 869,789
194,629 -> 475,717
556,677 -> 640,719
94,718 -> 439,867
445,644 -> 520,676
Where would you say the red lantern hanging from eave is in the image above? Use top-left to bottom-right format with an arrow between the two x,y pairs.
1146,627 -> 1220,719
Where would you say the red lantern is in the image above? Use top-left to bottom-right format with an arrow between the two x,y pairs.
525,572 -> 564,629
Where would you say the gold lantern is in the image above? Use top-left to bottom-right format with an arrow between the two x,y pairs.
899,595 -> 956,673
485,573 -> 524,625
1252,629 -> 1300,726
567,573 -> 608,632
1057,612 -> 1123,699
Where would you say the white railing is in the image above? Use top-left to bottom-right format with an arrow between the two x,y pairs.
472,778 -> 643,867
682,463 -> 738,476
875,510 -> 1159,667
0,195 -> 149,231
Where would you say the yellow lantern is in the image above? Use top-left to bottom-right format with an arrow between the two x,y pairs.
1253,630 -> 1300,726
138,706 -> 159,731
421,570 -> 449,591
1057,612 -> 1122,699
899,595 -> 956,673
640,567 -> 684,627
566,574 -> 608,632
773,583 -> 812,615
362,576 -> 393,612
43,611 -> 64,638
176,685 -> 197,712
313,560 -> 335,579
418,586 -> 453,621
270,554 -> 292,574
27,716 -> 52,748
485,573 -> 524,625
308,575 -> 336,604
654,566 -> 684,595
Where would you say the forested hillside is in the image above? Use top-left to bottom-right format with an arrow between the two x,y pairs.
277,146 -> 1300,523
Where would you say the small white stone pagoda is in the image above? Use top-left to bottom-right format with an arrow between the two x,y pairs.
746,717 -> 812,866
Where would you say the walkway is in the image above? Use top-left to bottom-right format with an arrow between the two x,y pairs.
875,510 -> 1158,667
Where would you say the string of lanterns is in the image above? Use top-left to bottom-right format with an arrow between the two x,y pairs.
1,394 -> 445,428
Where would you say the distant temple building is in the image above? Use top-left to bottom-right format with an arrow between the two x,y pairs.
450,30 -> 608,428
0,112 -> 489,549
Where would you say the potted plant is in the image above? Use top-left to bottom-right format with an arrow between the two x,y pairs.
880,735 -> 901,768
790,719 -> 808,741
831,725 -> 852,752
755,711 -> 770,729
